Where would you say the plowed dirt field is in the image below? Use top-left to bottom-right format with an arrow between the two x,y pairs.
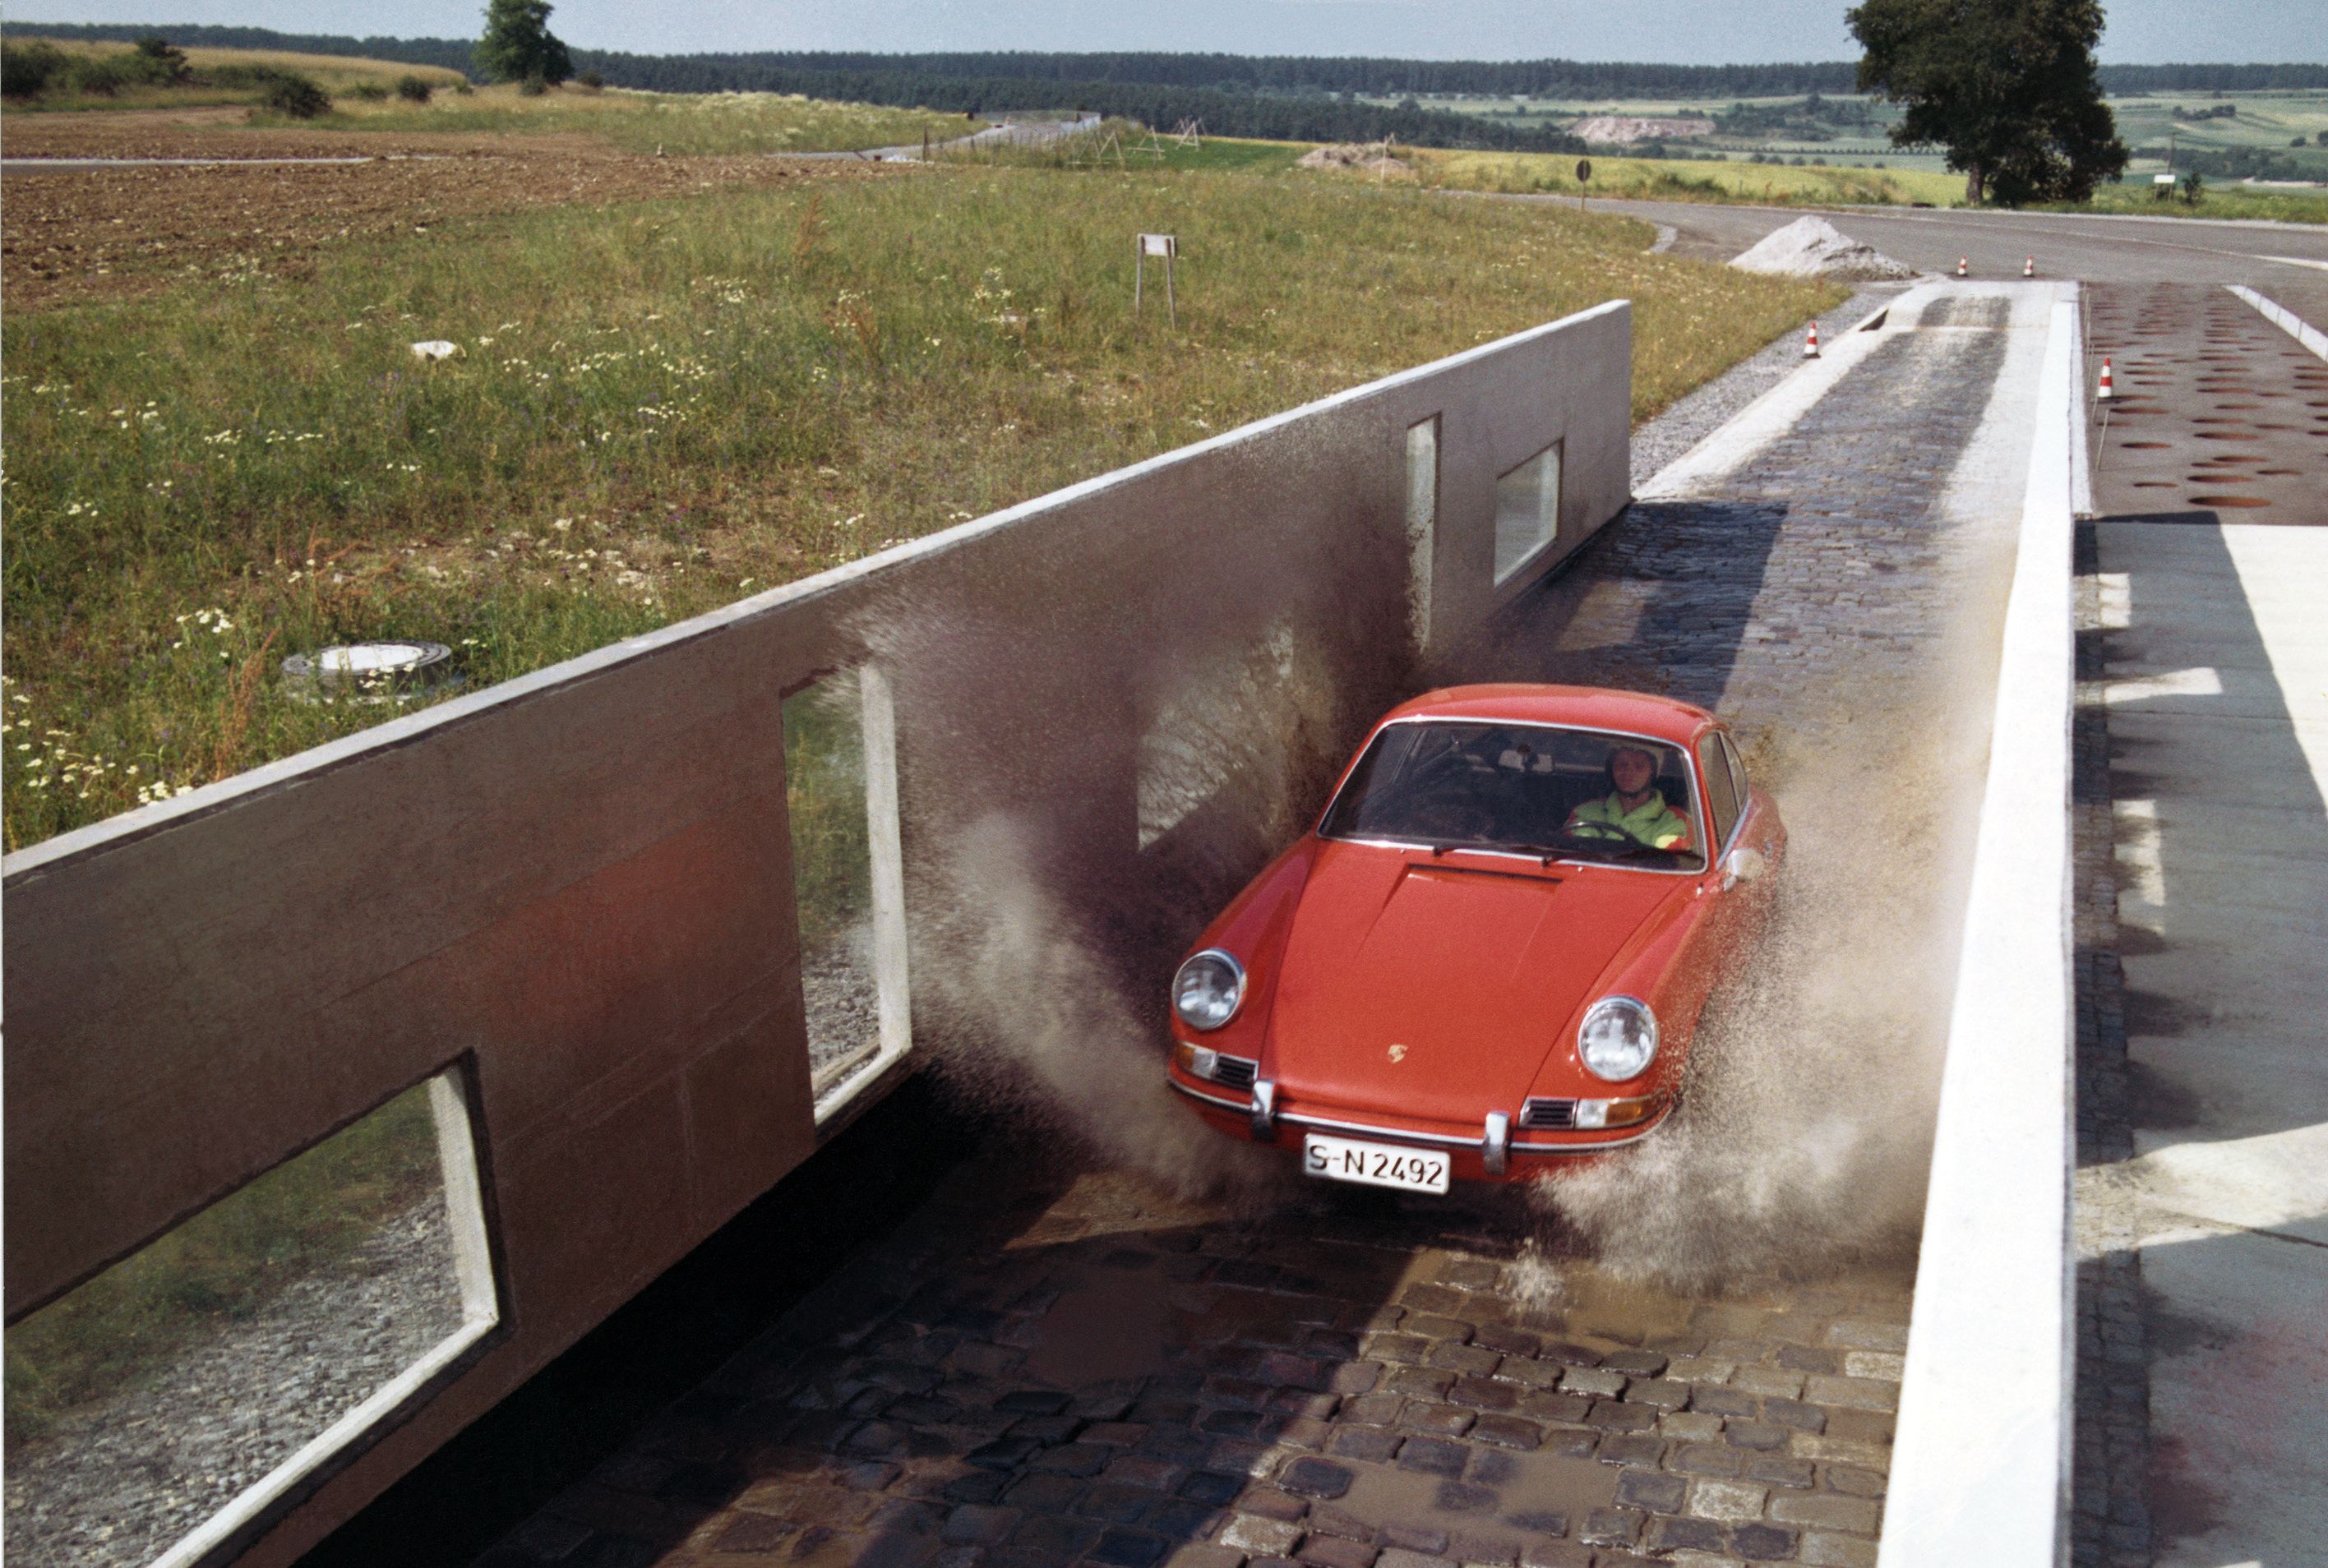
1,112 -> 892,312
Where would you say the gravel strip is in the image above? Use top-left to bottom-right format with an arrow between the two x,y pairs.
1631,282 -> 1912,491
3,1196 -> 464,1568
802,931 -> 884,1096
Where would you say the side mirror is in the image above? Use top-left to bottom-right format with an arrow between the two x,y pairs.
1720,846 -> 1767,892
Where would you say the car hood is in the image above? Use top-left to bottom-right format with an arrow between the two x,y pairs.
1266,843 -> 1685,1123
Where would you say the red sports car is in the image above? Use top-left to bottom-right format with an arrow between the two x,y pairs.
1165,685 -> 1783,1192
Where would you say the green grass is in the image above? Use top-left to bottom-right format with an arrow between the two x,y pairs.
1,165 -> 1840,850
2050,180 -> 2328,222
784,673 -> 872,951
1404,147 -> 1968,207
4,1082 -> 442,1447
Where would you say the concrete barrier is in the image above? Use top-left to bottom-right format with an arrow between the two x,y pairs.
1877,297 -> 2081,1566
2229,283 -> 2328,361
2,301 -> 1631,1566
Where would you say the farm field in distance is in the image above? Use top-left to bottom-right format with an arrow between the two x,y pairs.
1362,86 -> 2328,191
0,34 -> 465,110
1,70 -> 1845,851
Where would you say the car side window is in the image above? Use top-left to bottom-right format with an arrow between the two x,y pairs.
1698,736 -> 1739,851
1720,733 -> 1750,828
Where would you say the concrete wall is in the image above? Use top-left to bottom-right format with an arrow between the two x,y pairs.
2,299 -> 1630,1567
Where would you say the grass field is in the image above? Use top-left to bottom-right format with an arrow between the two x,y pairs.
2048,180 -> 2328,222
940,120 -> 1308,173
268,81 -> 972,157
3,39 -> 967,155
2,35 -> 466,111
1405,148 -> 1968,207
1,164 -> 1840,849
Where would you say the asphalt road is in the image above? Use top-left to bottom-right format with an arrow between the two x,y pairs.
1573,197 -> 2328,325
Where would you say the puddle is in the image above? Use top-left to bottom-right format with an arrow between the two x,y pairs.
1336,1449 -> 1618,1547
1020,1265 -> 1176,1386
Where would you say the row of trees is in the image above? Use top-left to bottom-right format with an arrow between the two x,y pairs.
583,51 -> 1866,100
13,22 -> 2324,99
567,58 -> 1591,150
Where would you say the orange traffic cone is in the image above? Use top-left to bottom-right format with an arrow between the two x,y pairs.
2023,256 -> 2035,277
2097,357 -> 2114,400
1956,255 -> 1969,277
1804,321 -> 1821,358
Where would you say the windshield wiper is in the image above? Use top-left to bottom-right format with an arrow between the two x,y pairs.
1499,834 -> 1670,865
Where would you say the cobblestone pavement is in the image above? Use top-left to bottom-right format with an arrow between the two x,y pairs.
1627,285 -> 1904,493
469,294 -> 2042,1568
2068,528 -> 2152,1568
473,1162 -> 1905,1568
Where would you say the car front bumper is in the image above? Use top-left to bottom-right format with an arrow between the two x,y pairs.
1166,1072 -> 1667,1183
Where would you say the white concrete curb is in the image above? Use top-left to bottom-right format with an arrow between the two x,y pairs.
2067,284 -> 2093,519
2228,284 -> 2328,362
1877,297 -> 2078,1568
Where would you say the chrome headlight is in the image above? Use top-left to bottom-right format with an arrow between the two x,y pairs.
1172,949 -> 1245,1032
1577,995 -> 1658,1081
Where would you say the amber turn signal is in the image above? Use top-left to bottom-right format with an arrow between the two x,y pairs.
1574,1093 -> 1665,1129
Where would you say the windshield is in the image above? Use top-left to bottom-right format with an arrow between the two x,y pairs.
1318,721 -> 1705,871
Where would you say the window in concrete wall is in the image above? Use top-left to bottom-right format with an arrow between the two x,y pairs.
1493,439 -> 1564,585
1139,622 -> 1327,852
2,1070 -> 497,1568
1406,415 -> 1439,653
785,666 -> 912,1118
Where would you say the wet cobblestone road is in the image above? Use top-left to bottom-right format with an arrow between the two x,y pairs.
469,290 -> 2039,1568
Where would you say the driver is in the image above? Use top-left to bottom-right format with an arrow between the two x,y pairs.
1565,745 -> 1693,851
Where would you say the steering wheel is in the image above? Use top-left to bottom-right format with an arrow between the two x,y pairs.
1413,799 -> 1497,842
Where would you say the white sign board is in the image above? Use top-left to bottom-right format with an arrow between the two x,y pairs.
1139,233 -> 1176,257
2153,173 -> 2176,185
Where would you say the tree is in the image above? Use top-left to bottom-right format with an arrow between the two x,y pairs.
133,36 -> 191,81
1848,0 -> 2127,205
475,0 -> 571,86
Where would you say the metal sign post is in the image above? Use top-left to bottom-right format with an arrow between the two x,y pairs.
1135,233 -> 1178,324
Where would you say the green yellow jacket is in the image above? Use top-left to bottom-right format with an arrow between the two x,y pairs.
1568,789 -> 1693,850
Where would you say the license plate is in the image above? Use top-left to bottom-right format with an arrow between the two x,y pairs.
1302,1133 -> 1451,1194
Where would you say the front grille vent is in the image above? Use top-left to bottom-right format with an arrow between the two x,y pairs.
1211,1054 -> 1259,1091
1519,1098 -> 1576,1130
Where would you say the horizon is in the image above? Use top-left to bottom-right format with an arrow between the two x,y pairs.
8,0 -> 2324,68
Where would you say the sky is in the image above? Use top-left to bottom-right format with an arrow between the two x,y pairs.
14,0 -> 2325,64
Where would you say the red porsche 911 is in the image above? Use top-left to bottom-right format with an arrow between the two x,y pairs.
1165,685 -> 1783,1193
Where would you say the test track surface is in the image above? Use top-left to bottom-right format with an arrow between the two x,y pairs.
448,288 -> 2049,1568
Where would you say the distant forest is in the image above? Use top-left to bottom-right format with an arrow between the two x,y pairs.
11,23 -> 2327,112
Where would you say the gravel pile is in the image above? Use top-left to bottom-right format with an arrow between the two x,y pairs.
1631,284 -> 1908,491
3,1197 -> 464,1568
1729,214 -> 1919,280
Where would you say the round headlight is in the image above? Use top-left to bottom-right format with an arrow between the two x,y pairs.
1577,995 -> 1659,1081
1172,949 -> 1245,1032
